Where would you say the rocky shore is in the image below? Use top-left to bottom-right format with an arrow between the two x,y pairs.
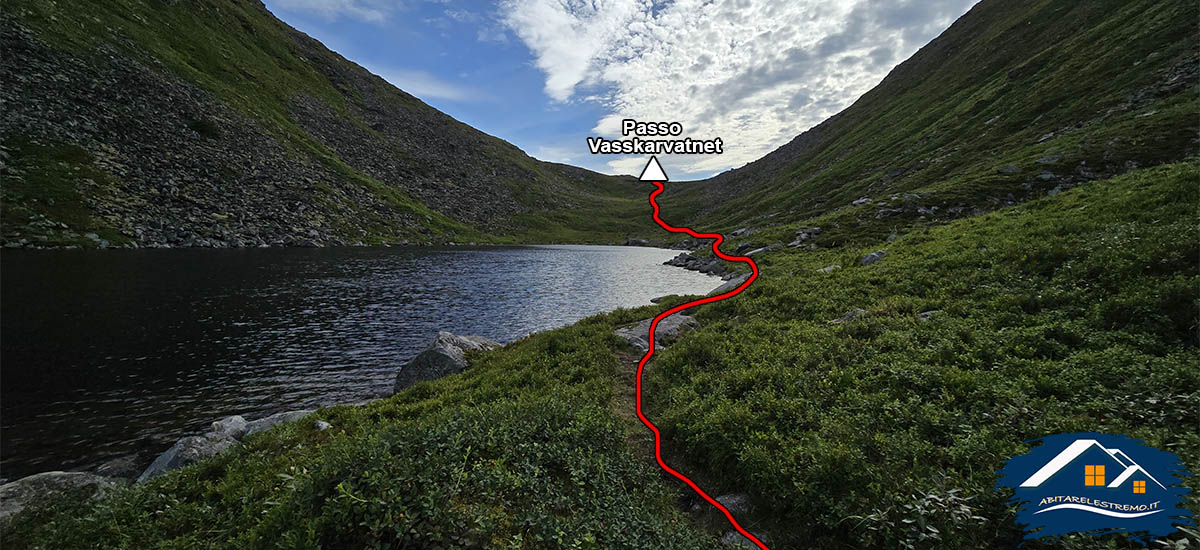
0,328 -> 505,521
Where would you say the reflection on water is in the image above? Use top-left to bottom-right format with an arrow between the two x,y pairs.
0,245 -> 718,478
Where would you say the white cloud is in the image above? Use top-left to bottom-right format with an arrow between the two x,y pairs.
371,68 -> 483,102
501,0 -> 978,176
533,145 -> 578,163
270,0 -> 405,22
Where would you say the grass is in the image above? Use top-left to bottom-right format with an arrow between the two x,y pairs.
4,161 -> 1195,549
0,138 -> 133,247
1,0 -> 661,247
657,0 -> 1198,239
646,161 -> 1200,548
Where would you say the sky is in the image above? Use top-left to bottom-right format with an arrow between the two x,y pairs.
262,0 -> 978,180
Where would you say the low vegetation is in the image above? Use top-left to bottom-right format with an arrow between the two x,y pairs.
6,161 -> 1196,549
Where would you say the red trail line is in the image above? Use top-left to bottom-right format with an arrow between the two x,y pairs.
637,181 -> 768,549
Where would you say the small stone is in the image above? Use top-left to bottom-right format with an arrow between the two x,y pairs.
314,420 -> 331,431
997,165 -> 1021,174
851,197 -> 871,206
918,310 -> 940,322
818,264 -> 841,273
1037,172 -> 1057,181
1036,154 -> 1062,164
832,308 -> 867,324
715,493 -> 752,515
722,531 -> 769,548
860,250 -> 887,265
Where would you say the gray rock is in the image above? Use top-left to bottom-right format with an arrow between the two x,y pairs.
211,415 -> 248,439
1036,154 -> 1063,164
393,332 -> 500,392
94,454 -> 143,480
851,197 -> 872,206
614,314 -> 699,352
729,227 -> 757,237
715,493 -> 752,515
722,530 -> 770,548
997,165 -> 1021,174
709,273 -> 750,296
137,432 -> 238,483
1037,171 -> 1057,181
860,250 -> 887,265
245,409 -> 317,437
0,472 -> 119,523
1047,184 -> 1075,197
794,226 -> 821,239
624,238 -> 650,246
876,208 -> 905,218
314,420 -> 332,431
699,259 -> 725,274
832,308 -> 868,324
918,310 -> 940,322
818,264 -> 841,273
745,245 -> 780,256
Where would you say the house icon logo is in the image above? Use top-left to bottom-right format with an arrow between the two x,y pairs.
997,432 -> 1193,544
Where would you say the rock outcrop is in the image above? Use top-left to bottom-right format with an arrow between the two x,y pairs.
614,314 -> 699,352
137,409 -> 318,483
393,332 -> 500,393
0,471 -> 119,523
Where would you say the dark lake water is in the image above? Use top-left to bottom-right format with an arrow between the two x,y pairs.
0,245 -> 718,479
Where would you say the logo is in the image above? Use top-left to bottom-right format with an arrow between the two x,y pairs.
997,432 -> 1193,544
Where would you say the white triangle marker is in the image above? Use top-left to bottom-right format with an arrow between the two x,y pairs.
638,155 -> 669,182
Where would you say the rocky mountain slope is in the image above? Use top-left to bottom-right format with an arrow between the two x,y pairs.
660,0 -> 1197,248
0,0 -> 651,249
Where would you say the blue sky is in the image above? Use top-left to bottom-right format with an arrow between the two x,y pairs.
263,0 -> 977,180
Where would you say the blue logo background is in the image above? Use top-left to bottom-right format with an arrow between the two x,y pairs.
997,432 -> 1193,544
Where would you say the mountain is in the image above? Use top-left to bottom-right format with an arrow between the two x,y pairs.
660,0 -> 1197,248
0,0 -> 652,249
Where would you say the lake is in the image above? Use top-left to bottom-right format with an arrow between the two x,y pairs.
0,244 -> 718,479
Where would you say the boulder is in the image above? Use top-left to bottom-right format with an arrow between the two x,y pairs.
918,310 -> 940,322
729,227 -> 757,237
94,454 -> 144,480
832,308 -> 867,324
709,273 -> 750,296
0,472 -> 119,523
137,432 -> 238,483
997,165 -> 1021,174
1036,154 -> 1062,164
860,250 -> 887,265
314,420 -> 332,431
715,493 -> 753,515
614,314 -> 699,352
245,409 -> 317,437
211,415 -> 248,439
722,531 -> 770,549
818,264 -> 841,274
793,227 -> 821,241
745,244 -> 781,256
393,332 -> 500,392
851,197 -> 872,206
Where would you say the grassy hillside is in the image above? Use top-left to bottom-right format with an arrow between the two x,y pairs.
5,161 -> 1196,549
659,0 -> 1197,243
0,0 -> 655,247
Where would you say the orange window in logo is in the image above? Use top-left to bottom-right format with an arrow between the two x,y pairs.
1085,465 -> 1106,486
1133,480 -> 1146,494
